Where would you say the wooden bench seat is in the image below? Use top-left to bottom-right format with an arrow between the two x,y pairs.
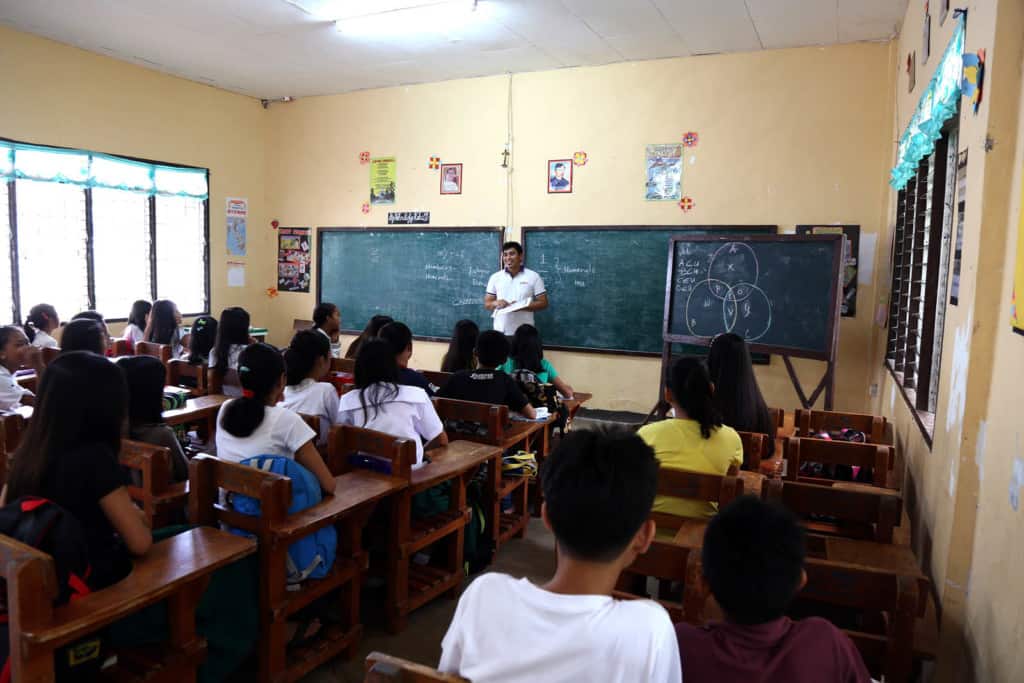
120,439 -> 189,528
762,478 -> 903,543
2,527 -> 254,680
795,408 -> 889,445
736,430 -> 768,471
650,468 -> 744,532
784,436 -> 894,488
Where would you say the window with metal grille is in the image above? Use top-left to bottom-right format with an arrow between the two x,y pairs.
885,127 -> 958,439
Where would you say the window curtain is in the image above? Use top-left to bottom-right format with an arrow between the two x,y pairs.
0,141 -> 208,199
890,15 -> 965,190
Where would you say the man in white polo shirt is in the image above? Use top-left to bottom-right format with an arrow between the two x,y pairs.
484,241 -> 548,336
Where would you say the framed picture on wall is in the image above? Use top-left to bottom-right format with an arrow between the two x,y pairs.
440,163 -> 462,195
547,159 -> 573,193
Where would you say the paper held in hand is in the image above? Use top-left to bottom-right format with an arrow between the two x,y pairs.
492,297 -> 532,317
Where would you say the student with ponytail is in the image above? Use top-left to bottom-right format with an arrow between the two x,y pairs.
280,330 -> 339,447
23,303 -> 60,349
215,343 -> 335,495
637,357 -> 742,520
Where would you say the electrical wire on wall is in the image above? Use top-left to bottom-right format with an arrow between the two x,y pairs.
504,72 -> 514,242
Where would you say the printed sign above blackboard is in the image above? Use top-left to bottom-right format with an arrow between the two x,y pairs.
388,211 -> 430,225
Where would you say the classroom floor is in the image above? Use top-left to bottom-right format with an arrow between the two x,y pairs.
301,517 -> 557,682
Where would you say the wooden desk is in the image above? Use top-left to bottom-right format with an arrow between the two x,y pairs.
3,527 -> 254,681
561,391 -> 592,431
163,393 -> 229,436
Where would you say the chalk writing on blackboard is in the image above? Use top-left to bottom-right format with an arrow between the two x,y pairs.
678,242 -> 774,340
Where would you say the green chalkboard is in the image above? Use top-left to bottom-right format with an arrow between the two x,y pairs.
317,227 -> 501,340
522,226 -> 776,354
666,234 -> 843,360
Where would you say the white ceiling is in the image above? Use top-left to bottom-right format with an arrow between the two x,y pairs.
0,0 -> 907,99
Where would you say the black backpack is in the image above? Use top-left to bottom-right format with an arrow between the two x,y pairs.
511,368 -> 568,433
0,497 -> 103,682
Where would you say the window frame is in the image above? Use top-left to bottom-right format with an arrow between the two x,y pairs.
885,125 -> 958,447
1,137 -> 210,323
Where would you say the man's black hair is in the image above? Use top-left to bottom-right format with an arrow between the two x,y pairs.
501,241 -> 523,255
475,330 -> 509,368
702,496 -> 806,625
553,163 -> 565,170
541,428 -> 658,562
312,302 -> 338,328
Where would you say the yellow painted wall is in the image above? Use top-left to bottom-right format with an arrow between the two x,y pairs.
0,26 -> 271,329
265,42 -> 894,414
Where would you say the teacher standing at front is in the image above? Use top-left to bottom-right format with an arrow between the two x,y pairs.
484,241 -> 548,335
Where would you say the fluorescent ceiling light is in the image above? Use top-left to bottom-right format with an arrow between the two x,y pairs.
286,0 -> 475,21
334,0 -> 480,37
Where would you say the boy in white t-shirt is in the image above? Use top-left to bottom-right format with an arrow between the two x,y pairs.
439,429 -> 682,683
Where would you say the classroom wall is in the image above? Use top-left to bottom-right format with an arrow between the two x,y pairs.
0,26 -> 271,332
876,0 -> 1024,679
264,41 -> 895,414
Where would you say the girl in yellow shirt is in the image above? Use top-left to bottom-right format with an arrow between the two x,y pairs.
637,357 -> 743,519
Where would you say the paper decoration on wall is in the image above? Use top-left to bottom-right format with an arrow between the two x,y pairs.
683,132 -> 699,147
429,156 -> 441,169
265,287 -> 279,299
361,202 -> 371,214
359,151 -> 370,164
271,220 -> 279,229
548,159 -> 573,194
369,157 -> 396,205
227,261 -> 245,288
226,198 -> 247,257
573,151 -> 588,166
277,227 -> 311,293
907,52 -> 916,93
645,144 -> 683,201
678,197 -> 694,212
440,163 -> 462,194
962,50 -> 986,114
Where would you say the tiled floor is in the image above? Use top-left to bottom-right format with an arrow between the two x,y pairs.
300,517 -> 557,682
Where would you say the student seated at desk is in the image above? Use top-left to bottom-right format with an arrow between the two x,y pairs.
336,339 -> 446,468
312,301 -> 342,359
2,352 -> 152,588
708,333 -> 776,458
144,299 -> 186,358
186,314 -> 218,366
378,321 -> 434,395
439,429 -> 681,682
23,302 -> 60,349
117,355 -> 189,483
60,317 -> 109,356
0,325 -> 42,409
280,330 -> 339,448
345,314 -> 392,359
437,330 -> 536,420
675,497 -> 870,682
637,357 -> 742,520
440,319 -> 478,373
210,306 -> 251,397
215,343 -> 335,494
500,323 -> 574,399
123,299 -> 152,351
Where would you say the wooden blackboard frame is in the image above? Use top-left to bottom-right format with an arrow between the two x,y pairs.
660,233 -> 844,410
521,225 -> 778,356
316,226 -> 504,344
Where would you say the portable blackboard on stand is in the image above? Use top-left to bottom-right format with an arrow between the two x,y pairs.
657,233 -> 844,412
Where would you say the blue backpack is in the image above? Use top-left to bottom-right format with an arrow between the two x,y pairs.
231,455 -> 336,583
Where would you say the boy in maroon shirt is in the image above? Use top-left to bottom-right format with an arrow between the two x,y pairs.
675,497 -> 872,683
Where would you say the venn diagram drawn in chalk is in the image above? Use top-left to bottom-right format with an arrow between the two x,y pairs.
683,242 -> 773,340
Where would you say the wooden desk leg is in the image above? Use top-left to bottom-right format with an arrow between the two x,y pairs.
166,577 -> 212,682
338,515 -> 366,659
487,454 -> 501,553
445,473 -> 470,600
387,491 -> 412,634
258,542 -> 288,683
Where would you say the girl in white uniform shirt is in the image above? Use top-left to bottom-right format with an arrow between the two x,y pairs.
122,300 -> 151,352
280,330 -> 339,448
23,303 -> 60,350
210,306 -> 251,398
336,338 -> 446,468
0,326 -> 42,409
214,343 -> 335,494
143,299 -> 186,358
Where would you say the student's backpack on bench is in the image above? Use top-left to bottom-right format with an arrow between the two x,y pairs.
0,497 -> 103,681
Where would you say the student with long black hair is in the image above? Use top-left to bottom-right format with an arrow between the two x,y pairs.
144,299 -> 185,357
2,352 -> 152,588
23,303 -> 60,349
280,330 -> 339,447
312,302 -> 342,359
186,315 -> 218,366
123,299 -> 152,351
0,325 -> 41,409
344,314 -> 393,359
117,355 -> 190,483
336,338 -> 446,468
707,333 -> 776,458
440,319 -> 478,373
637,357 -> 742,520
210,306 -> 251,377
500,324 -> 574,398
215,343 -> 335,494
60,318 -> 109,355
378,321 -> 433,395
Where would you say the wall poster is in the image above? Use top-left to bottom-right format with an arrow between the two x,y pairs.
369,157 -> 396,205
644,144 -> 683,201
796,225 -> 860,317
226,197 -> 247,257
277,227 -> 311,293
951,149 -> 967,306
